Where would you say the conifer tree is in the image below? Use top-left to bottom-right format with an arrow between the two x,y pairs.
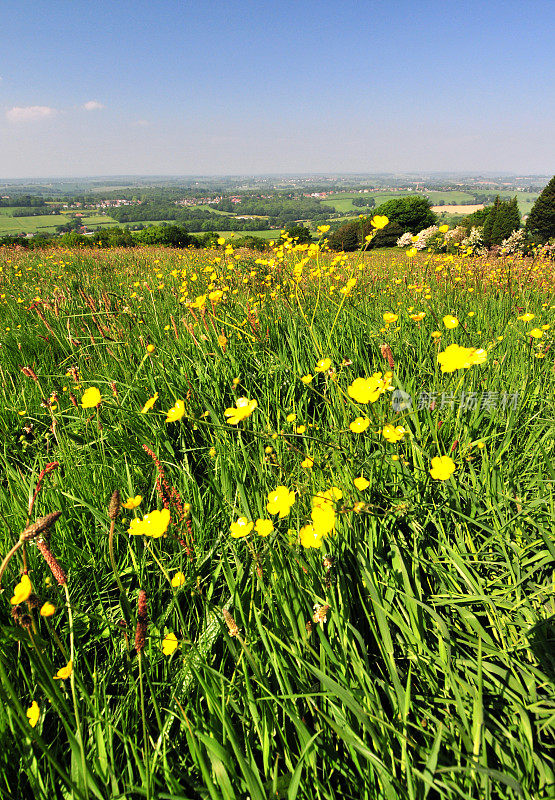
490,196 -> 520,245
482,195 -> 500,246
525,176 -> 555,242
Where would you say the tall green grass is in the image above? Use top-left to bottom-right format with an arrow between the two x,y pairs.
0,243 -> 553,799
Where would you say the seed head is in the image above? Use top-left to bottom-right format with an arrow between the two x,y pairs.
21,511 -> 62,542
135,589 -> 148,653
223,608 -> 239,638
36,538 -> 67,585
109,490 -> 121,521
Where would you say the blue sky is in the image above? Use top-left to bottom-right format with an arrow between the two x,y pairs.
0,0 -> 553,177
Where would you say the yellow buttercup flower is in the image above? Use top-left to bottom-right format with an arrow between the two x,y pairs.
81,387 -> 102,408
27,701 -> 40,727
230,516 -> 253,537
254,518 -> 274,537
141,392 -> 158,413
529,328 -> 543,338
166,400 -> 185,422
406,248 -> 417,258
315,358 -> 332,373
349,417 -> 370,433
171,571 -> 186,588
224,397 -> 257,425
409,312 -> 426,322
128,508 -> 171,538
382,424 -> 405,443
267,486 -> 295,517
162,633 -> 179,655
370,215 -> 389,229
146,344 -> 155,353
443,315 -> 459,329
383,312 -> 398,324
40,602 -> 56,617
438,224 -> 449,233
301,456 -> 314,469
301,374 -> 313,384
438,344 -> 486,373
10,574 -> 32,605
54,660 -> 73,680
517,313 -> 534,322
299,523 -> 324,549
122,495 -> 142,510
348,373 -> 392,404
429,456 -> 456,481
354,477 -> 370,491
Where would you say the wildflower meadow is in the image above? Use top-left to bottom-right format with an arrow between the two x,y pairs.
0,224 -> 554,799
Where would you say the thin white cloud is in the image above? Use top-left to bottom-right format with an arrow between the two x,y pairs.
82,100 -> 104,111
6,105 -> 56,123
134,119 -> 149,127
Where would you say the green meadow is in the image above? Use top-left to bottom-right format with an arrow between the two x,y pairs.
0,239 -> 553,799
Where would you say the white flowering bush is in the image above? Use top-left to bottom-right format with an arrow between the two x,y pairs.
413,225 -> 439,250
396,232 -> 413,248
500,229 -> 527,255
460,226 -> 487,256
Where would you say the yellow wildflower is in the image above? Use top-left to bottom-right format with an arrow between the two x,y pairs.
40,602 -> 56,617
255,518 -> 274,537
128,508 -> 171,538
10,574 -> 32,605
166,400 -> 185,422
382,424 -> 405,443
224,397 -> 257,425
267,486 -> 295,518
162,633 -> 179,655
81,387 -> 102,408
349,417 -> 370,433
54,660 -> 73,680
299,523 -> 324,549
27,701 -> 40,727
122,495 -> 142,510
230,517 -> 253,538
171,572 -> 186,588
429,456 -> 456,481
315,358 -> 332,373
141,392 -> 158,413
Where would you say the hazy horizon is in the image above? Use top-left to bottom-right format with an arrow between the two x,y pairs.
1,0 -> 553,179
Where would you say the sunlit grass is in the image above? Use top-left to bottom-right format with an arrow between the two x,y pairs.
0,238 -> 554,799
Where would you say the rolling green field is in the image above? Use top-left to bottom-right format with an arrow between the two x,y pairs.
323,190 -> 540,216
0,237 -> 554,800
217,228 -> 281,239
0,212 -> 120,235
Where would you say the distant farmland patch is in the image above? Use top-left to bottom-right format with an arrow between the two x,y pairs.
432,204 -> 484,214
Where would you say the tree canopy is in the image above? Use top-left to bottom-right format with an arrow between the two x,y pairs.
525,176 -> 555,242
372,195 -> 436,233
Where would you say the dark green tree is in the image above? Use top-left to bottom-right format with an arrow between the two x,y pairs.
482,196 -> 500,246
372,195 -> 436,233
490,196 -> 520,245
283,225 -> 312,244
525,176 -> 555,242
366,220 -> 404,249
327,220 -> 361,251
